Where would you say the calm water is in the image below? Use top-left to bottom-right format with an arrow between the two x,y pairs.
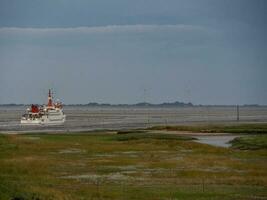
0,106 -> 267,132
194,135 -> 240,148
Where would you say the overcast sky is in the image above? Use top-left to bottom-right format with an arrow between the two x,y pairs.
0,0 -> 266,105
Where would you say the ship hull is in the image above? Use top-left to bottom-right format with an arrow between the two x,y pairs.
21,115 -> 66,125
20,119 -> 42,125
20,119 -> 65,125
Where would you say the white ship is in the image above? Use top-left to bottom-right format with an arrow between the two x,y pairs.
21,90 -> 66,125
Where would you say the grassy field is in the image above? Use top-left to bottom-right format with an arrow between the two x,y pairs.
149,123 -> 267,134
230,135 -> 267,150
0,128 -> 267,200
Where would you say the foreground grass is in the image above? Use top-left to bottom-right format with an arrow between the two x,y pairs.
150,123 -> 267,134
0,131 -> 267,200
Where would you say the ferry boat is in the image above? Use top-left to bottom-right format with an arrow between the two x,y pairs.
21,90 -> 66,125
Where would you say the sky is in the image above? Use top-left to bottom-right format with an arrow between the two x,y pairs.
0,0 -> 266,105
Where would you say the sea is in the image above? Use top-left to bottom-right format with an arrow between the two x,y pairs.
0,106 -> 267,133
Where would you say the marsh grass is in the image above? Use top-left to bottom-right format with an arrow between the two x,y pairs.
112,132 -> 195,141
230,135 -> 267,150
150,123 -> 267,134
0,129 -> 267,199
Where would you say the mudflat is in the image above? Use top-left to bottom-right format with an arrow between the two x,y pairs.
1,106 -> 267,132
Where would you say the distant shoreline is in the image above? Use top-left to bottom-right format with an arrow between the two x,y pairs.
0,102 -> 265,107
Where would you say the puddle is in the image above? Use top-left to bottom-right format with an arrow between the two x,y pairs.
121,151 -> 140,154
194,135 -> 242,148
62,172 -> 144,182
20,136 -> 40,140
117,165 -> 139,171
58,148 -> 86,154
94,153 -> 116,157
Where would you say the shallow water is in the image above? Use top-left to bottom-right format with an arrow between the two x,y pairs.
0,106 -> 267,132
194,135 -> 241,147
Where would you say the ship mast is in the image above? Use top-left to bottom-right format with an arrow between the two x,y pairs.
47,89 -> 53,107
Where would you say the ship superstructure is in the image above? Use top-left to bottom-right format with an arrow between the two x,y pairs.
21,90 -> 66,125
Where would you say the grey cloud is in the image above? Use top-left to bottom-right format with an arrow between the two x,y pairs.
0,24 -> 206,35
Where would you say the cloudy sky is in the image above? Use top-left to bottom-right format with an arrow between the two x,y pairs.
0,0 -> 266,105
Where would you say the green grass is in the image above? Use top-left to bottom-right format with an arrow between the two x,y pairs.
230,135 -> 267,150
150,123 -> 267,134
112,132 -> 195,141
0,131 -> 267,200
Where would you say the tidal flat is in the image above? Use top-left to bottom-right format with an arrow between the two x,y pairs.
1,106 -> 267,132
1,125 -> 267,200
